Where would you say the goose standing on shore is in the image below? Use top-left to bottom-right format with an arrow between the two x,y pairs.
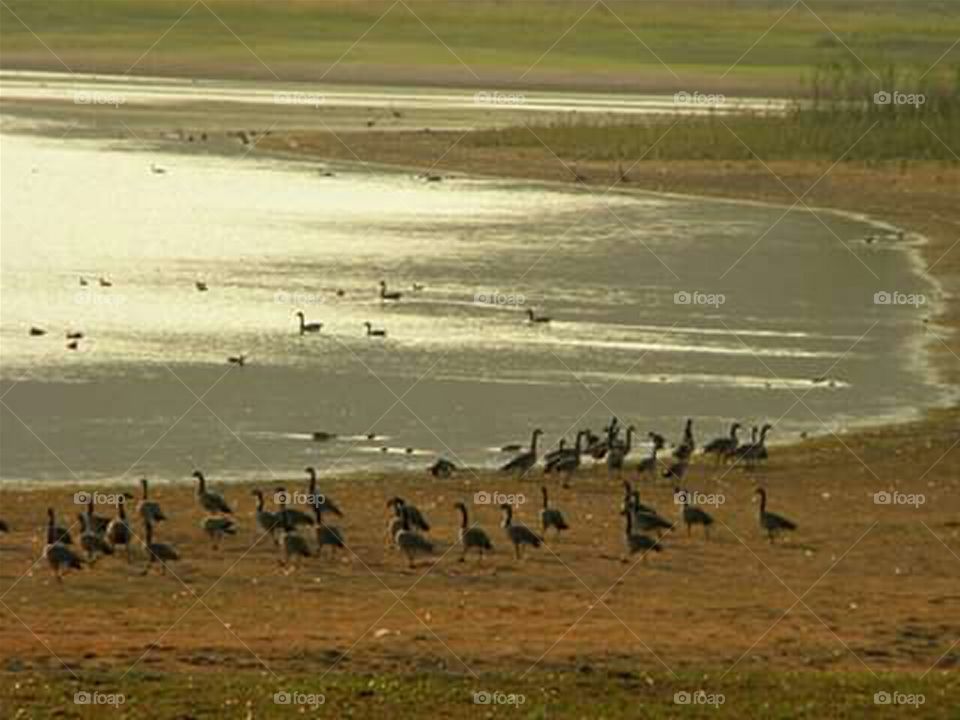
386,497 -> 429,532
85,497 -> 110,536
143,519 -> 179,575
137,478 -> 166,527
539,486 -> 569,536
675,487 -> 714,540
546,430 -> 584,485
106,495 -> 133,562
607,425 -> 636,474
295,311 -> 322,336
756,488 -> 796,542
276,489 -> 312,570
273,487 -> 315,530
44,508 -> 82,581
79,513 -> 114,563
637,432 -> 665,475
622,502 -> 663,561
743,424 -> 773,467
305,467 -> 344,519
500,428 -> 543,475
394,502 -> 433,568
251,489 -> 281,543
629,491 -> 673,535
453,502 -> 492,563
500,503 -> 542,560
703,423 -> 741,464
314,505 -> 346,559
193,471 -> 233,514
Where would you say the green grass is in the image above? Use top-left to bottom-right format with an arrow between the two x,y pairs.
2,669 -> 958,719
1,0 -> 959,88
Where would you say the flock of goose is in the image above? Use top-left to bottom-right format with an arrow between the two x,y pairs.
5,416 -> 796,581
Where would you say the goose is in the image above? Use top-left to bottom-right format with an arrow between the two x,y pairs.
756,488 -> 796,542
0,519 -> 8,533
545,431 -> 584,484
304,467 -> 344,518
539,486 -> 569,536
703,423 -> 741,464
143,519 -> 179,574
394,503 -> 434,569
149,164 -> 167,175
65,331 -> 84,340
227,354 -> 246,367
662,456 -> 688,480
545,432 -> 586,473
29,326 -> 46,337
195,281 -> 208,292
622,502 -> 663,560
386,497 -> 429,532
385,498 -> 407,546
500,428 -> 543,475
526,309 -> 550,324
675,487 -> 714,540
542,438 -> 568,467
500,442 -> 523,452
607,425 -> 636,473
637,432 -> 665,475
736,426 -> 759,462
500,503 -> 542,560
78,513 -> 114,563
276,493 -> 312,569
621,481 -> 653,515
43,509 -> 82,580
106,495 -> 133,561
411,283 -> 425,292
295,311 -> 322,335
364,322 -> 387,338
311,431 -> 336,442
201,515 -> 237,549
193,471 -> 233,514
84,498 -> 111,536
137,478 -> 166,526
66,340 -> 79,351
743,424 -> 772,467
629,491 -> 672,535
453,502 -> 492,562
379,280 -> 402,301
429,458 -> 457,478
313,507 -> 345,559
98,277 -> 113,287
274,486 -> 315,529
79,277 -> 89,287
251,489 -> 281,543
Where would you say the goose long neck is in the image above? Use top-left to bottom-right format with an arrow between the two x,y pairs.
502,506 -> 512,526
624,507 -> 633,535
758,491 -> 767,513
456,505 -> 468,528
541,488 -> 548,510
255,492 -> 264,511
530,430 -> 539,453
46,511 -> 55,544
141,480 -> 149,500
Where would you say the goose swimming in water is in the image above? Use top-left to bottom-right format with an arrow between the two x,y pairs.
500,428 -> 543,475
65,331 -> 84,340
379,281 -> 402,301
98,277 -> 113,287
192,471 -> 233,514
227,354 -> 246,367
607,425 -> 636,473
195,281 -> 208,292
526,308 -> 551,324
29,327 -> 46,337
44,508 -> 82,581
500,503 -> 542,560
756,488 -> 796,542
453,502 -> 492,563
364,322 -> 387,338
295,311 -> 322,335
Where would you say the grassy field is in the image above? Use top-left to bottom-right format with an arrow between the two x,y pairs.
1,1 -> 959,93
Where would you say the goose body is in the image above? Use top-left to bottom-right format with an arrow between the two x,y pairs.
201,515 -> 237,548
106,497 -> 133,561
703,423 -> 741,463
622,505 -> 663,559
305,468 -> 344,518
607,426 -> 635,472
251,490 -> 282,542
314,513 -> 345,557
144,521 -> 179,573
364,322 -> 387,337
500,504 -> 542,560
676,488 -> 714,540
79,514 -> 114,562
44,509 -> 82,579
137,478 -> 166,525
394,505 -> 433,568
379,280 -> 402,301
